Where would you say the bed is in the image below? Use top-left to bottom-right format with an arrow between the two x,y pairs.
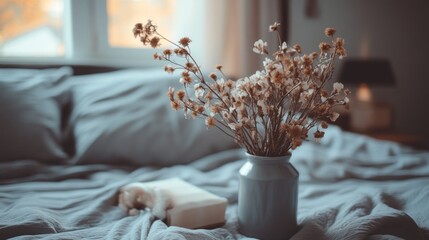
1,67 -> 428,240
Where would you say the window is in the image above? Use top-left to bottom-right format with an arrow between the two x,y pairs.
0,0 -> 202,66
0,0 -> 64,57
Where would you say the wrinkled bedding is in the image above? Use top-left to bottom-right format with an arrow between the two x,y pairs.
1,126 -> 429,240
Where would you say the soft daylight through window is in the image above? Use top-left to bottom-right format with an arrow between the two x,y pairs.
107,0 -> 177,48
0,0 -> 64,57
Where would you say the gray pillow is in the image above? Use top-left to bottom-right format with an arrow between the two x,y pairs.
0,67 -> 72,162
68,69 -> 235,166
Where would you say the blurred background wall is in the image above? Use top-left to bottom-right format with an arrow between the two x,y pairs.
289,0 -> 429,146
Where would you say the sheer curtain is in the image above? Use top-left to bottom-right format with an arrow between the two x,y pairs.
174,0 -> 283,78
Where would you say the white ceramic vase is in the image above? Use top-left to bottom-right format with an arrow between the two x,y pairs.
238,153 -> 299,240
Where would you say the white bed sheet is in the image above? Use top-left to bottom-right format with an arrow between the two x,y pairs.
1,126 -> 428,239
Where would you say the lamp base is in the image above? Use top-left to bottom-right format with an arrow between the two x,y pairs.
350,102 -> 393,133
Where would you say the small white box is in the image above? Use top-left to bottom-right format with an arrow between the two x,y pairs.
144,178 -> 227,229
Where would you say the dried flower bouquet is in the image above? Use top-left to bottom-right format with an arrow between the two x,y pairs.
133,21 -> 349,157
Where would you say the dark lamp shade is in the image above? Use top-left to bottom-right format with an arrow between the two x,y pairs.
338,59 -> 395,86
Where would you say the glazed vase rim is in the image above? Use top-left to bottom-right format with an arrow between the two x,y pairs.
245,152 -> 291,164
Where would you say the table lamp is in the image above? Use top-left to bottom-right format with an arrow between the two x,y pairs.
338,58 -> 395,132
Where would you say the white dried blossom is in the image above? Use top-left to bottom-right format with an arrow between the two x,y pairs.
269,22 -> 280,32
330,112 -> 340,122
179,76 -> 192,85
281,42 -> 288,50
253,39 -> 268,54
344,97 -> 350,103
167,87 -> 175,100
333,82 -> 344,92
231,88 -> 247,99
299,89 -> 314,104
299,93 -> 308,104
194,84 -> 205,98
263,58 -> 273,68
228,122 -> 242,131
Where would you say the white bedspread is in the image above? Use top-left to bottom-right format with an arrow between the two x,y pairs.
1,126 -> 428,239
